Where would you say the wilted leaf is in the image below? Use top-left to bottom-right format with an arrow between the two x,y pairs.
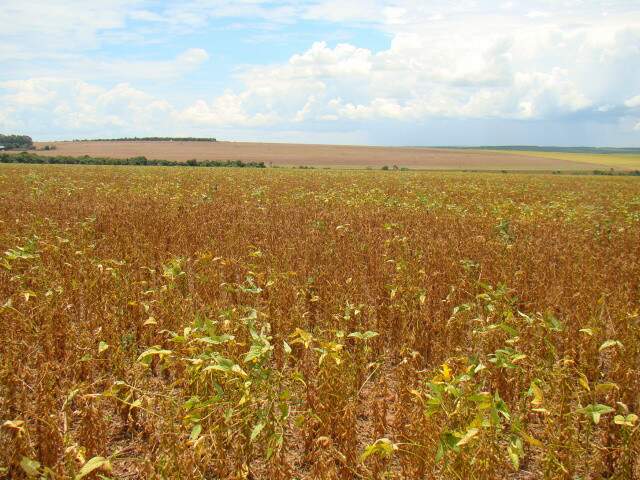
508,438 -> 524,470
614,414 -> 638,427
250,422 -> 265,442
543,313 -> 563,332
441,363 -> 452,381
578,372 -> 590,392
595,383 -> 619,395
519,431 -> 543,447
530,382 -> 544,406
75,456 -> 111,479
197,334 -> 234,345
2,419 -> 25,432
137,346 -> 172,364
98,341 -> 109,354
20,457 -> 40,477
189,423 -> 202,441
348,331 -> 379,341
360,438 -> 396,462
244,343 -> 271,363
599,340 -> 622,352
456,428 -> 479,446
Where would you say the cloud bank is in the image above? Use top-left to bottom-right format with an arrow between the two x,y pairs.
1,0 -> 639,145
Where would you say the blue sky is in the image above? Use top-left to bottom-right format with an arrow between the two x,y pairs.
1,0 -> 640,146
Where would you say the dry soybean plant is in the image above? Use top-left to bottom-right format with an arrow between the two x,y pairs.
1,165 -> 639,479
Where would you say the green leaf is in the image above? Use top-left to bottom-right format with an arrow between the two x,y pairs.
189,423 -> 202,441
360,438 -> 395,463
435,432 -> 460,462
543,313 -> 563,332
197,334 -> 234,345
244,343 -> 271,363
98,341 -> 109,354
435,442 -> 445,463
614,414 -> 638,427
75,456 -> 111,479
498,323 -> 518,337
348,331 -> 379,341
136,346 -> 172,364
202,358 -> 247,378
580,404 -> 614,424
250,422 -> 265,442
595,383 -> 619,395
20,457 -> 41,477
508,438 -> 524,470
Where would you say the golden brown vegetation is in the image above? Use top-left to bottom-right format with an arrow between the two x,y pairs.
1,164 -> 639,479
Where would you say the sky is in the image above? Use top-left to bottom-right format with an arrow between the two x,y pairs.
1,0 -> 639,146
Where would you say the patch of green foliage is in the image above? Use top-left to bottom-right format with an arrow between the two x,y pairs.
0,152 -> 265,168
0,134 -> 34,150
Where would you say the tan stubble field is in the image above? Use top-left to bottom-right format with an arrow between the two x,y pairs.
34,140 -> 621,170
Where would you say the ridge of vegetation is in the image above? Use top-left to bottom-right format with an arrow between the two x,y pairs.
0,152 -> 265,168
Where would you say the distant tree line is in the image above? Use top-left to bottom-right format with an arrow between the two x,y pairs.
0,134 -> 34,150
73,137 -> 217,142
591,169 -> 640,176
0,152 -> 264,168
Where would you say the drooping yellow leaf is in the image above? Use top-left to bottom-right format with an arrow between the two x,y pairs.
20,457 -> 40,477
75,456 -> 111,479
531,383 -> 544,406
2,419 -> 25,432
456,428 -> 479,446
442,363 -> 452,381
595,383 -> 619,395
578,372 -> 590,392
98,341 -> 109,354
599,340 -> 622,352
519,431 -> 543,448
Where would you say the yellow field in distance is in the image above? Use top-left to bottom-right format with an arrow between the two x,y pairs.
487,149 -> 640,169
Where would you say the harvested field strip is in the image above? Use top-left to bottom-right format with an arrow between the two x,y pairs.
34,141 -> 618,170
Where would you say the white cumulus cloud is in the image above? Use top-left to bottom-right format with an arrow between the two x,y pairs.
626,95 -> 640,108
1,0 -> 639,144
